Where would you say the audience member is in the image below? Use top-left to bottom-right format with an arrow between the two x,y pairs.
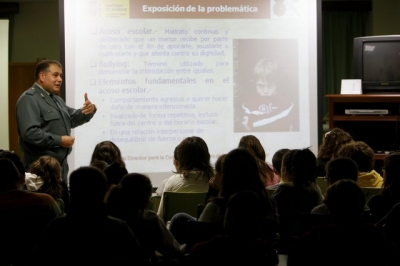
311,157 -> 362,214
103,161 -> 128,188
189,190 -> 279,265
169,148 -> 277,246
90,159 -> 109,171
0,149 -> 26,179
0,154 -> 61,266
90,140 -> 126,167
336,141 -> 383,188
317,128 -> 353,176
238,135 -> 279,187
368,152 -> 400,223
271,148 -> 323,252
376,201 -> 400,247
206,153 -> 227,202
288,179 -> 400,266
90,140 -> 128,187
200,148 -> 276,224
267,148 -> 290,191
157,136 -> 214,220
105,173 -> 183,263
31,166 -> 149,265
28,155 -> 68,213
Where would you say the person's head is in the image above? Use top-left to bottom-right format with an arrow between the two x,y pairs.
0,158 -> 22,192
90,140 -> 126,168
325,157 -> 358,185
103,162 -> 128,187
209,153 -> 227,191
0,150 -> 26,180
272,148 -> 290,176
324,179 -> 366,224
29,155 -> 64,199
382,152 -> 400,191
69,166 -> 108,210
121,173 -> 153,209
238,135 -> 267,160
238,135 -> 274,184
90,160 -> 109,171
105,173 -> 153,221
336,141 -> 375,173
220,148 -> 262,198
281,148 -> 317,185
251,58 -> 279,97
34,60 -> 63,95
175,136 -> 214,180
318,128 -> 354,159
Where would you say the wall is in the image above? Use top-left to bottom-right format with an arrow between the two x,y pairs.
1,20 -> 9,150
10,1 -> 60,62
372,0 -> 400,35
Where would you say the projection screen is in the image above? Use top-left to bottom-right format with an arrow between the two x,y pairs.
61,0 -> 318,186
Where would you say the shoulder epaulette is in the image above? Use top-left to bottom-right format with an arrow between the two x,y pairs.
26,87 -> 38,96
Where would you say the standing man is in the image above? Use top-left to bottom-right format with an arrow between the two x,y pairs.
16,60 -> 97,182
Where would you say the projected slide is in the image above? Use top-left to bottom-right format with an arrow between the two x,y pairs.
63,0 -> 318,185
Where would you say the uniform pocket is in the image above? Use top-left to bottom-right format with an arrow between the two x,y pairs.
43,112 -> 60,121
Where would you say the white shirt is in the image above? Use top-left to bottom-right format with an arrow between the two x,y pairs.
157,171 -> 209,219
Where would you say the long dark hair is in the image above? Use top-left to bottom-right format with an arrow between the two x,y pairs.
174,136 -> 214,180
238,135 -> 275,185
90,141 -> 126,168
282,148 -> 317,186
220,148 -> 276,220
30,155 -> 64,199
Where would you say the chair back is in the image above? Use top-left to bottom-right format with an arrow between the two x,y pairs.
147,195 -> 161,212
162,192 -> 207,222
316,177 -> 328,195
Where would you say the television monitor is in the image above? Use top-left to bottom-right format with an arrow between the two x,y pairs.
353,35 -> 400,94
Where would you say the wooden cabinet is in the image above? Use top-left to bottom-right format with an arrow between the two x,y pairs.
326,94 -> 400,170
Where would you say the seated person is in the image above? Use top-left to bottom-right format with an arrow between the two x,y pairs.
90,140 -> 128,187
267,148 -> 290,191
105,173 -> 183,263
27,155 -> 67,213
311,157 -> 369,214
0,152 -> 61,266
335,141 -> 383,188
376,202 -> 400,247
288,179 -> 400,266
206,153 -> 226,203
316,128 -> 353,177
368,152 -> 400,223
271,148 -> 323,246
238,135 -> 279,187
157,136 -> 214,221
189,191 -> 278,266
31,166 -> 149,266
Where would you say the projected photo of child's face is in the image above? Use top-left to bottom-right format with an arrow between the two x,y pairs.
256,76 -> 277,96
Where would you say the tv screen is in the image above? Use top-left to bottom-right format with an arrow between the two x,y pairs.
353,35 -> 400,94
